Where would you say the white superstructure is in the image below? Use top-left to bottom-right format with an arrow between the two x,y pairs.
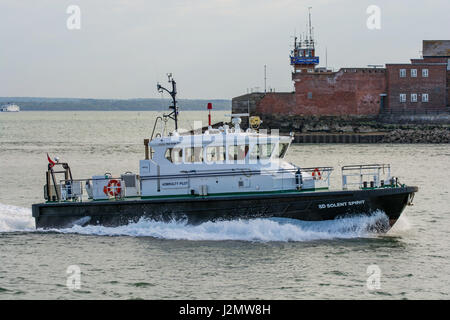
93,114 -> 330,200
0,103 -> 20,112
74,114 -> 333,202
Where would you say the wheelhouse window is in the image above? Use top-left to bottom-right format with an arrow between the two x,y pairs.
206,146 -> 226,162
185,147 -> 203,163
278,143 -> 289,158
165,148 -> 183,164
250,143 -> 275,160
228,145 -> 249,161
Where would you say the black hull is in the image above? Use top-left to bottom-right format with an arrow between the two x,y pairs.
32,186 -> 418,231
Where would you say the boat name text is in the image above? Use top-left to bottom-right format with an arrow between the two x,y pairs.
318,200 -> 365,209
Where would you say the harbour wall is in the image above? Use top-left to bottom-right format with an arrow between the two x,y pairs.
237,113 -> 450,143
294,129 -> 450,144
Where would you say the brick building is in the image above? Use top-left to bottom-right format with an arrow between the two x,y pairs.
386,57 -> 448,113
232,40 -> 450,118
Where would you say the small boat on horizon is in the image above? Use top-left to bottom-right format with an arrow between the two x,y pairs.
31,75 -> 417,231
0,103 -> 20,112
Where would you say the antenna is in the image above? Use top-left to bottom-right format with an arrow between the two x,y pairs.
308,7 -> 312,41
157,74 -> 179,130
264,65 -> 267,93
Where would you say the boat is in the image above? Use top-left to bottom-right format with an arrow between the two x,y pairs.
0,103 -> 20,112
32,76 -> 417,230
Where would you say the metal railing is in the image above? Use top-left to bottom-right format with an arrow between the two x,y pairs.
300,167 -> 334,189
58,177 -> 125,202
341,164 -> 392,190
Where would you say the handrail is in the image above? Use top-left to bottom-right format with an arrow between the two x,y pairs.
140,168 -> 302,180
341,164 -> 391,190
58,167 -> 335,184
149,116 -> 165,159
299,167 -> 334,172
342,164 -> 390,170
150,116 -> 163,141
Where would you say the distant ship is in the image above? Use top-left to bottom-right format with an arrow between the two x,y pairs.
0,103 -> 20,112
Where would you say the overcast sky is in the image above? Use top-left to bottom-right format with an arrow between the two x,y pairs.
0,0 -> 449,100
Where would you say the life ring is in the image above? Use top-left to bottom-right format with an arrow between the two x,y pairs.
312,168 -> 322,180
103,179 -> 122,197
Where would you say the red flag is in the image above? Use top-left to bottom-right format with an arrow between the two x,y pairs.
47,153 -> 56,168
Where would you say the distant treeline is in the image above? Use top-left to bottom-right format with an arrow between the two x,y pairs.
0,97 -> 231,111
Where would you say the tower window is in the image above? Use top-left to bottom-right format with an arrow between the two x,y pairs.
399,94 -> 406,103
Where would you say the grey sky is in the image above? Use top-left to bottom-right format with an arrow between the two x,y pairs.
0,0 -> 449,100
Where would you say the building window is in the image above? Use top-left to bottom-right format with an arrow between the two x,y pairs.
400,94 -> 406,103
422,93 -> 429,102
307,92 -> 313,99
411,93 -> 418,102
399,69 -> 406,78
422,69 -> 429,77
411,69 -> 417,77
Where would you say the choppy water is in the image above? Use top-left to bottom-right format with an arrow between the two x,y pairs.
0,111 -> 449,299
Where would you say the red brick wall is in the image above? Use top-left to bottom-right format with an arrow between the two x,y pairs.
255,92 -> 297,115
447,70 -> 450,108
256,68 -> 386,116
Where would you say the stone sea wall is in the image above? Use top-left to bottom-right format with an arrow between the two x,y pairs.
380,128 -> 450,143
257,114 -> 450,143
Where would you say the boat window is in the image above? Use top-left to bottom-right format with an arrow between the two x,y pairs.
228,145 -> 249,161
206,146 -> 226,162
165,148 -> 183,164
278,143 -> 289,158
185,147 -> 203,163
250,143 -> 275,159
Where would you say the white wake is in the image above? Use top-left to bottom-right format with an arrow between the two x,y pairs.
0,203 -> 36,232
0,202 -> 394,241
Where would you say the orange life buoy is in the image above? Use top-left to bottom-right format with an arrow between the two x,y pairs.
312,168 -> 322,180
103,179 -> 122,197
